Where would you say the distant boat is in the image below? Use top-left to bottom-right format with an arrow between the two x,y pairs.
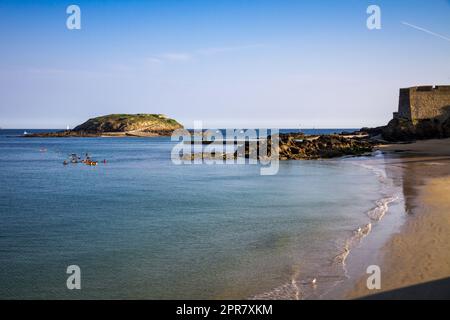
23,131 -> 28,135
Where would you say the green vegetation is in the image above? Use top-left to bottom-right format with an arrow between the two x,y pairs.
73,113 -> 183,133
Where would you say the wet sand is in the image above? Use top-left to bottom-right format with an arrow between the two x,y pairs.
347,138 -> 450,299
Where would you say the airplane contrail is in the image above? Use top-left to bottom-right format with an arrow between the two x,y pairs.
401,21 -> 450,42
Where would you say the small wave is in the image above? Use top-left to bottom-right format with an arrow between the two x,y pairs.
334,247 -> 350,265
253,161 -> 399,300
357,163 -> 388,183
252,193 -> 398,300
291,277 -> 301,300
251,282 -> 302,300
334,223 -> 372,266
353,223 -> 372,241
334,194 -> 398,276
251,274 -> 341,300
367,196 -> 398,221
251,266 -> 303,300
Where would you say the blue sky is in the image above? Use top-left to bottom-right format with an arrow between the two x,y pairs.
0,0 -> 449,128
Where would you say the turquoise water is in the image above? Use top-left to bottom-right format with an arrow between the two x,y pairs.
0,130 -> 384,299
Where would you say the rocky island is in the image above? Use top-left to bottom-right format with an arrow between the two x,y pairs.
25,114 -> 183,137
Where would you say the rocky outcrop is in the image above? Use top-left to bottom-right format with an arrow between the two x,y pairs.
275,134 -> 374,160
184,134 -> 375,161
25,114 -> 183,137
442,117 -> 450,137
379,117 -> 449,142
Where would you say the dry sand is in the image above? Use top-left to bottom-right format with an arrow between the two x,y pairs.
347,138 -> 450,299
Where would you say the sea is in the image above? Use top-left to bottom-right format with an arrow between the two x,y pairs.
0,129 -> 405,299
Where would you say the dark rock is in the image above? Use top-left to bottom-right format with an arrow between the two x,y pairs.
241,134 -> 374,160
442,117 -> 450,137
381,117 -> 449,141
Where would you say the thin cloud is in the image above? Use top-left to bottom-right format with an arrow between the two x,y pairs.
402,21 -> 450,42
147,44 -> 264,65
27,67 -> 67,75
196,44 -> 265,56
159,53 -> 192,62
26,67 -> 114,77
146,53 -> 191,64
146,57 -> 163,64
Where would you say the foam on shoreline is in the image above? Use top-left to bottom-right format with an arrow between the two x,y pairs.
367,196 -> 398,221
347,148 -> 450,299
251,157 -> 400,300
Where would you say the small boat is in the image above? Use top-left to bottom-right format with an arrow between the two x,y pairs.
84,158 -> 98,166
69,153 -> 79,163
23,131 -> 28,135
65,152 -> 99,166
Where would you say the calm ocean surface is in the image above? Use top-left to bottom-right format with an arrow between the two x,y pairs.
0,129 -> 393,299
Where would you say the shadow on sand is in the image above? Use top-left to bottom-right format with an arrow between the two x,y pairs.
361,277 -> 450,300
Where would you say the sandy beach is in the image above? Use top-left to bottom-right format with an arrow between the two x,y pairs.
347,138 -> 450,299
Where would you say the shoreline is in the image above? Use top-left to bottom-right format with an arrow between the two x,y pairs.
250,153 -> 405,300
346,138 -> 450,299
316,151 -> 407,300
